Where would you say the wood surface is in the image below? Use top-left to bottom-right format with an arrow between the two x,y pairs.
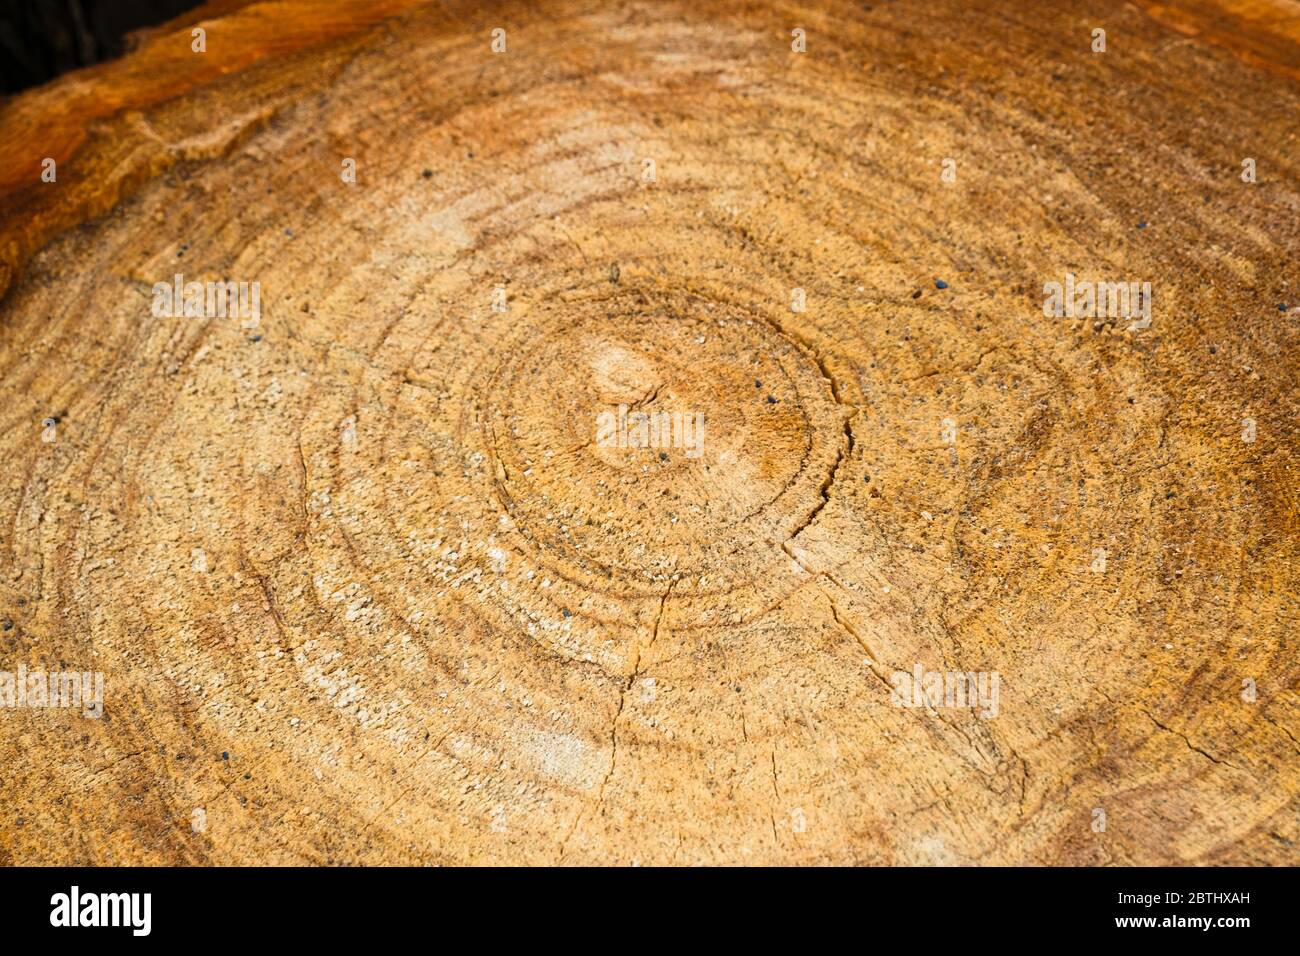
0,0 -> 1297,865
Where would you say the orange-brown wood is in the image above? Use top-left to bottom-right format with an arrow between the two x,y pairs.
0,0 -> 1296,865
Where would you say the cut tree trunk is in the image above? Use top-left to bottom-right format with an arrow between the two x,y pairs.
0,0 -> 1297,865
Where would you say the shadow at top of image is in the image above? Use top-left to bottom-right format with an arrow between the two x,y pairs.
0,0 -> 202,95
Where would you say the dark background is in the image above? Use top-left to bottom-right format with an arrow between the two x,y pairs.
0,0 -> 202,95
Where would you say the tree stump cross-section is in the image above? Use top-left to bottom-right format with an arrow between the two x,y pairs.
0,0 -> 1297,865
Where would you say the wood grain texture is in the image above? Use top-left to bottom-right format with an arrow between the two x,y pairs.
0,0 -> 1297,866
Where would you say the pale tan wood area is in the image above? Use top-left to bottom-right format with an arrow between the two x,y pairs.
0,0 -> 1297,865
